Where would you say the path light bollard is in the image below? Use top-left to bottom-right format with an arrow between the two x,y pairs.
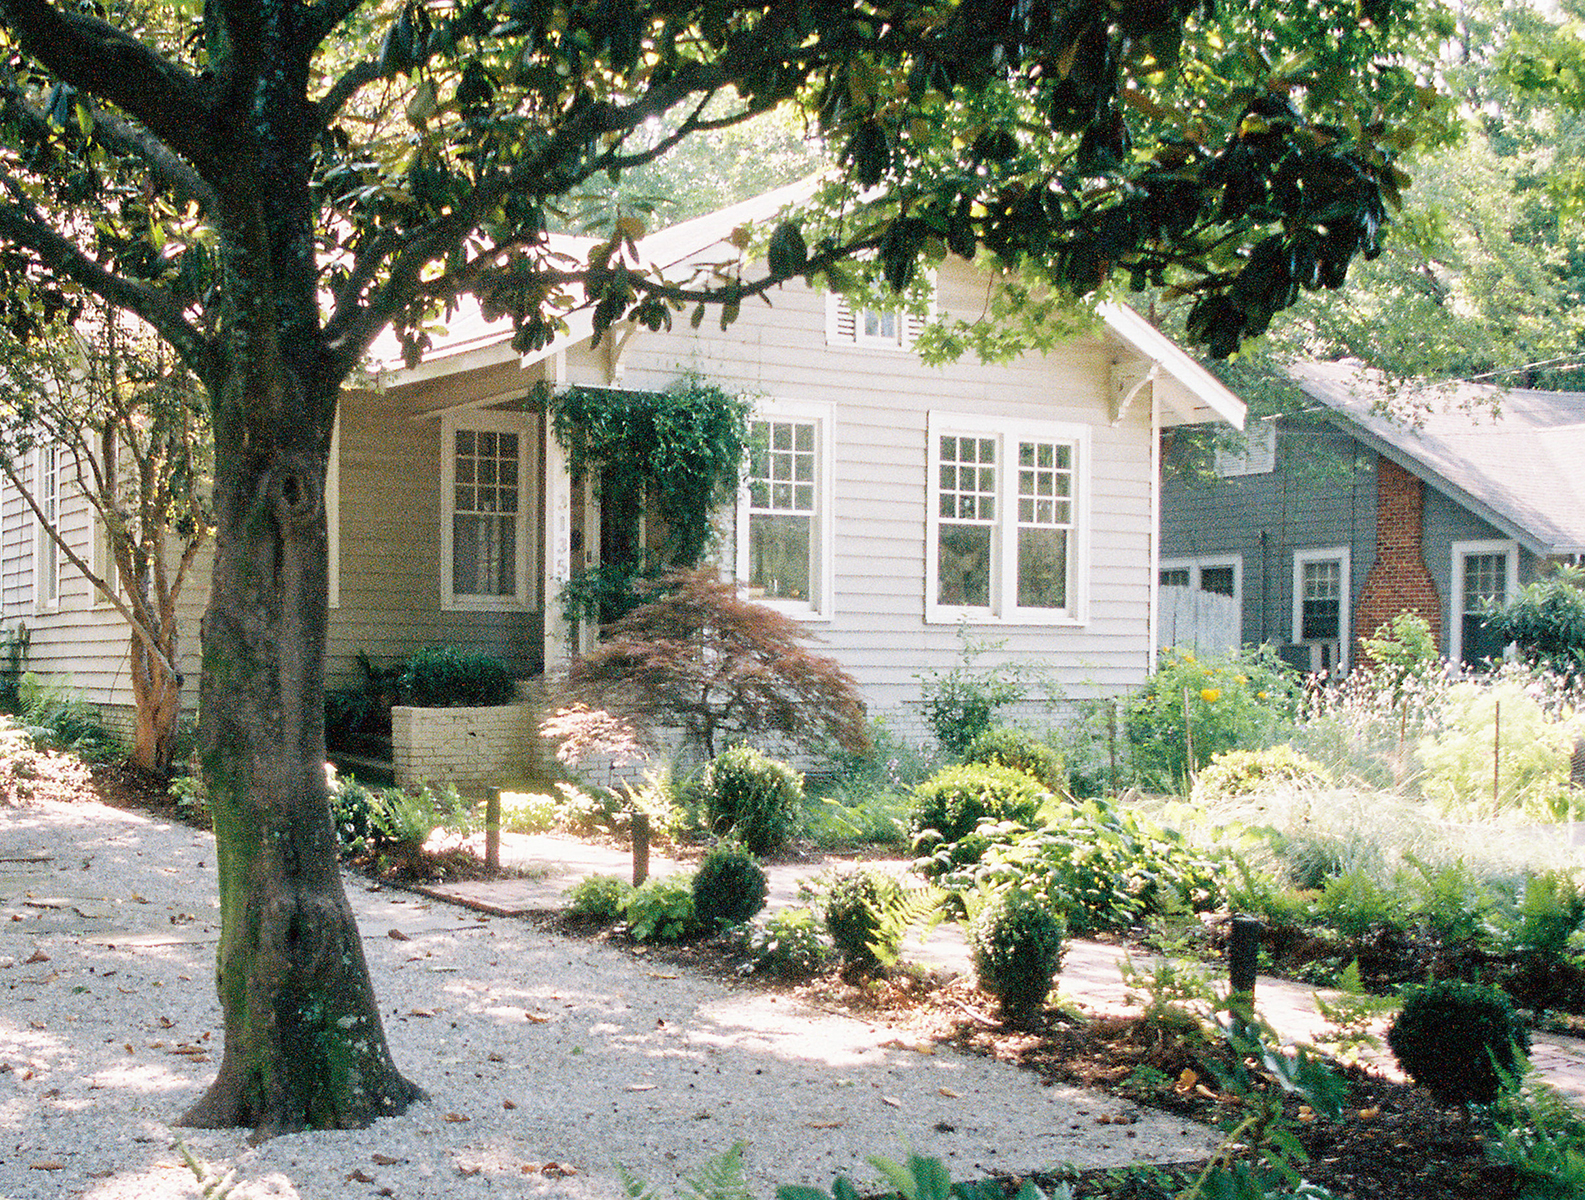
485,790 -> 502,873
632,810 -> 650,887
1229,915 -> 1262,1008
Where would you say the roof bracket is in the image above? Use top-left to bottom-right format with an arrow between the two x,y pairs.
1110,360 -> 1160,425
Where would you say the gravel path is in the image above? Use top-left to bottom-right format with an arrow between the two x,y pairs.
1,797 -> 1216,1200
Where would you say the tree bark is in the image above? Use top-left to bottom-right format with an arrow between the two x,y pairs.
127,628 -> 180,774
179,370 -> 424,1136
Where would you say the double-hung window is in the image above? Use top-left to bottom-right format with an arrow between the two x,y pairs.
1291,547 -> 1350,673
927,413 -> 1087,624
737,400 -> 834,619
34,443 -> 60,612
441,411 -> 537,610
1452,539 -> 1517,667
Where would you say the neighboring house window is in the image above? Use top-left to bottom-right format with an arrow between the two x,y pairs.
927,412 -> 1088,624
1292,547 -> 1350,672
1452,539 -> 1518,667
441,412 -> 536,610
826,292 -> 929,350
34,443 -> 60,612
1160,556 -> 1240,602
1215,423 -> 1276,477
737,399 -> 834,619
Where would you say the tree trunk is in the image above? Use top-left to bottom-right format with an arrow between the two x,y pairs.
127,629 -> 181,775
179,377 -> 424,1136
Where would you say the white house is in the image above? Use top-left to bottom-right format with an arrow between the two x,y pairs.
1,183 -> 1244,767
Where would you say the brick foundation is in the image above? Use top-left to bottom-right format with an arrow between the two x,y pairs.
1354,456 -> 1443,660
391,701 -> 547,794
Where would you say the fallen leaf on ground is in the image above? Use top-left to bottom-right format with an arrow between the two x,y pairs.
372,1154 -> 402,1166
626,1083 -> 657,1092
443,1112 -> 470,1123
524,1012 -> 549,1024
646,972 -> 677,979
29,1162 -> 65,1171
407,1009 -> 434,1018
938,1087 -> 960,1098
805,1121 -> 843,1129
387,929 -> 411,941
457,1164 -> 482,1177
502,1099 -> 517,1110
346,1169 -> 375,1183
880,1095 -> 901,1108
23,950 -> 49,965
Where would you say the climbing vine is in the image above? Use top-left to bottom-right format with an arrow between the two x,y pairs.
545,374 -> 752,623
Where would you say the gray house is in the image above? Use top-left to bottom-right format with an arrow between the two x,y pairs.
1160,361 -> 1585,673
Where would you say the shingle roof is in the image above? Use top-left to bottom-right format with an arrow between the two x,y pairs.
1291,360 -> 1585,556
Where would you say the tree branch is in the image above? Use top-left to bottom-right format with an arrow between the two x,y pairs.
0,177 -> 217,385
0,0 -> 215,175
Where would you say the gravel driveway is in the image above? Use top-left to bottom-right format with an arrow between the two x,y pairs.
0,797 -> 1215,1199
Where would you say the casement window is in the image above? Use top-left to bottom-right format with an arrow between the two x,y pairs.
825,292 -> 930,350
1215,423 -> 1277,477
737,400 -> 834,620
926,412 -> 1088,624
1291,547 -> 1350,673
1452,539 -> 1518,667
441,411 -> 537,610
34,443 -> 61,612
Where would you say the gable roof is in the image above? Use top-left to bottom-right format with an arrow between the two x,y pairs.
365,183 -> 1243,432
1291,360 -> 1585,557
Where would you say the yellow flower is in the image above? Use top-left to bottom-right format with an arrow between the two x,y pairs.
1182,652 -> 1197,664
1257,690 -> 1269,700
1235,674 -> 1248,684
1200,688 -> 1221,704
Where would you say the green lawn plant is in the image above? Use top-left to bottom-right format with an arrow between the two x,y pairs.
1126,645 -> 1298,792
961,796 -> 1221,934
960,726 -> 1066,792
1388,979 -> 1531,1105
916,632 -> 1034,757
702,746 -> 805,855
909,762 -> 1048,879
624,874 -> 696,943
819,868 -> 905,979
566,873 -> 633,922
692,842 -> 769,930
1191,746 -> 1333,806
968,889 -> 1066,1025
745,907 -> 833,980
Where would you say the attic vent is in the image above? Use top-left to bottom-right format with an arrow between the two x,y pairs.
1215,423 -> 1276,477
826,293 -> 929,349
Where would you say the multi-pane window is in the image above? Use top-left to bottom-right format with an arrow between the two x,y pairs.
1299,557 -> 1341,641
746,419 -> 816,603
738,401 -> 833,618
442,413 -> 535,610
1458,546 -> 1512,666
928,415 -> 1086,623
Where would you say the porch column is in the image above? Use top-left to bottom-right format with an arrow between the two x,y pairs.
543,385 -> 576,674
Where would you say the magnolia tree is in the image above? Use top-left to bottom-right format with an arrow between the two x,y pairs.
0,0 -> 1442,1137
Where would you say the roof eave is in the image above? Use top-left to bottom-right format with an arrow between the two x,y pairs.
1098,303 -> 1245,429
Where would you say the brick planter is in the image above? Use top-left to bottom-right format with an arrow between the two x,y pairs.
390,701 -> 545,793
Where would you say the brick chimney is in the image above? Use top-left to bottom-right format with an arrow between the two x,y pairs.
1355,456 -> 1442,660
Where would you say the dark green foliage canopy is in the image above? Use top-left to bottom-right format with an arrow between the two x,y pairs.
0,0 -> 1444,389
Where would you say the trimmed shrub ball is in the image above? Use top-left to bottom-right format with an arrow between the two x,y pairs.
1387,979 -> 1531,1105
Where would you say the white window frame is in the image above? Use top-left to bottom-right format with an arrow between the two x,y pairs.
33,443 -> 61,613
825,291 -> 931,350
1159,554 -> 1242,606
440,410 -> 537,612
327,409 -> 340,610
926,411 -> 1090,626
735,398 -> 835,621
1451,538 -> 1519,665
1291,547 -> 1350,670
1215,422 -> 1277,477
